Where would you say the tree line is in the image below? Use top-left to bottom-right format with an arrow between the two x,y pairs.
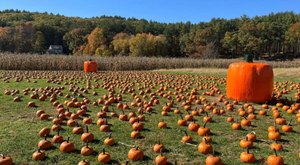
1,9 -> 300,59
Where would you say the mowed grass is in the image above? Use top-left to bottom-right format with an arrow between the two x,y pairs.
0,70 -> 299,165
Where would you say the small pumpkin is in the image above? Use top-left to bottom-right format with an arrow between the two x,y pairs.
226,116 -> 234,122
97,148 -> 111,163
38,127 -> 50,137
153,139 -> 165,153
73,125 -> 84,134
270,141 -> 283,151
198,122 -> 211,136
104,133 -> 115,146
38,136 -> 52,150
246,132 -> 256,142
268,130 -> 281,141
240,148 -> 255,163
198,138 -> 213,154
177,114 -> 187,126
155,150 -> 167,165
32,149 -> 46,161
205,154 -> 222,165
78,160 -> 90,165
188,120 -> 200,132
281,120 -> 293,132
232,122 -> 241,130
240,136 -> 253,149
0,154 -> 13,165
128,147 -> 144,161
83,117 -> 93,125
158,121 -> 167,129
131,131 -> 141,139
52,130 -> 64,143
60,137 -> 75,153
81,126 -> 94,142
181,131 -> 192,143
267,149 -> 284,165
241,117 -> 251,127
81,143 -> 93,156
203,111 -> 212,123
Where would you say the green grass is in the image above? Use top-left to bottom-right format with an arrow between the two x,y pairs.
0,70 -> 299,165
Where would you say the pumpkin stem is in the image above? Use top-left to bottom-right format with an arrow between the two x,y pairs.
44,135 -> 47,140
288,119 -> 292,126
67,137 -> 70,143
273,149 -> 278,156
158,136 -> 161,145
184,130 -> 188,136
180,114 -> 183,120
85,125 -> 89,133
204,137 -> 208,144
245,54 -> 253,62
102,148 -> 105,154
38,149 -> 41,153
203,122 -> 207,128
160,148 -> 163,156
205,111 -> 208,117
245,136 -> 248,141
246,148 -> 250,154
57,129 -> 60,136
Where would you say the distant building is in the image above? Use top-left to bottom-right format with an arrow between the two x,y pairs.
47,45 -> 63,54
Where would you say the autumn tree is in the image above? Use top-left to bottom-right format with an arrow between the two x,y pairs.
112,32 -> 132,56
238,21 -> 263,54
129,33 -> 167,57
14,23 -> 35,53
0,27 -> 14,51
285,23 -> 300,55
63,28 -> 87,54
32,31 -> 46,53
223,31 -> 239,56
83,27 -> 106,55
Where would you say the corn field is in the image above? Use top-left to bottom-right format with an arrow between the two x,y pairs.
0,53 -> 300,71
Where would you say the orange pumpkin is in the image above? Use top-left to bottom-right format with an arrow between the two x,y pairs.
226,56 -> 273,103
84,60 -> 97,73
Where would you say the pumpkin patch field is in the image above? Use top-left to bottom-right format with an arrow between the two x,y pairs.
0,70 -> 299,165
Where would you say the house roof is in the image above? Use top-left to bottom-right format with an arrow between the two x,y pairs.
49,45 -> 63,50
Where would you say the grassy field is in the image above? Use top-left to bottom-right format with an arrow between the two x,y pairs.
0,69 -> 299,165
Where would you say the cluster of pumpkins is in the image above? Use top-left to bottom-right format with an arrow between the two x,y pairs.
1,70 -> 299,165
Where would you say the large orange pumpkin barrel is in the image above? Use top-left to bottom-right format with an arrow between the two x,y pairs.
226,55 -> 273,103
84,59 -> 97,73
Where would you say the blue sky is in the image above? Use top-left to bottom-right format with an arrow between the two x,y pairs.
0,0 -> 299,23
